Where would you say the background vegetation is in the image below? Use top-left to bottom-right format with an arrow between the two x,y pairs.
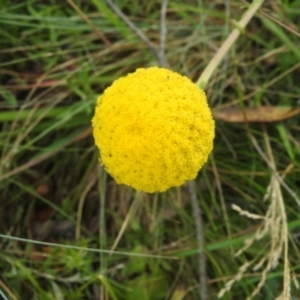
0,0 -> 300,299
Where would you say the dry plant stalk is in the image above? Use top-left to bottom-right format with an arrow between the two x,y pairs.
218,131 -> 298,299
219,175 -> 291,299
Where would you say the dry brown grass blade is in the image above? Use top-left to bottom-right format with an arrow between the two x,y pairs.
212,106 -> 300,123
76,165 -> 99,241
0,127 -> 92,182
66,0 -> 111,46
0,278 -> 18,300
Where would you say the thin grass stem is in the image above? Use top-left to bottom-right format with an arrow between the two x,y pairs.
0,234 -> 176,259
159,0 -> 169,68
105,0 -> 161,63
197,0 -> 265,89
0,289 -> 8,300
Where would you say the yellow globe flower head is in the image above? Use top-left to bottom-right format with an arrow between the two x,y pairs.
92,67 -> 214,193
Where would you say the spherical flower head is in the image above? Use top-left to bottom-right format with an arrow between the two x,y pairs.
92,67 -> 214,193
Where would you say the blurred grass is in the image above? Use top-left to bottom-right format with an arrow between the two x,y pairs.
0,0 -> 300,299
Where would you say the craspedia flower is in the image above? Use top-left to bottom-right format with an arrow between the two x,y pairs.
92,67 -> 214,193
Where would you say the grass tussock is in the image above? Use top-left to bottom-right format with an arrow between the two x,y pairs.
1,0 -> 300,299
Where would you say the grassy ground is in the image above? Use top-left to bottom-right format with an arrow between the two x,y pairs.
1,0 -> 300,299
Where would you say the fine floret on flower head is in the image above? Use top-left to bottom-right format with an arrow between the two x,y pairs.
92,67 -> 215,193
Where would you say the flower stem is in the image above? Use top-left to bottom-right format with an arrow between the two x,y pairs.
197,0 -> 265,89
188,180 -> 208,299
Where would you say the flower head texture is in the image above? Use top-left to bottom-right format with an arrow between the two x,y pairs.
92,67 -> 214,193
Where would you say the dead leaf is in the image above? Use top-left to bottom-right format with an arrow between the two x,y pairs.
35,183 -> 49,195
170,286 -> 187,300
212,106 -> 300,123
29,246 -> 52,261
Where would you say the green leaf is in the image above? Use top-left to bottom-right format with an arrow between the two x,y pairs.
276,123 -> 296,163
0,89 -> 17,106
262,17 -> 300,60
